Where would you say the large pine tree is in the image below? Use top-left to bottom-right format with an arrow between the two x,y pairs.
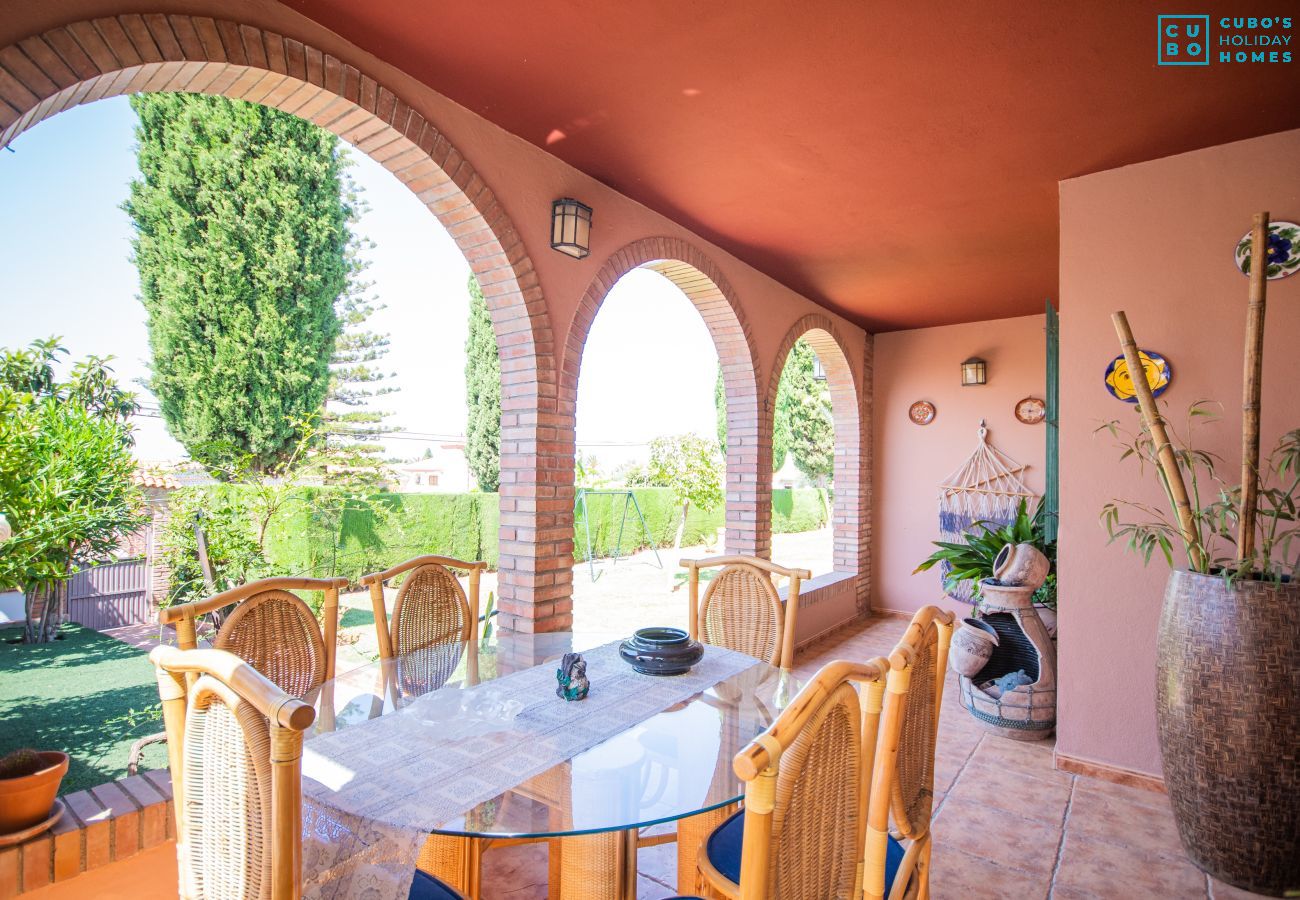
464,274 -> 501,491
125,94 -> 349,475
318,171 -> 397,489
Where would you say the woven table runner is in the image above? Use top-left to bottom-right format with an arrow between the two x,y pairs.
301,641 -> 758,899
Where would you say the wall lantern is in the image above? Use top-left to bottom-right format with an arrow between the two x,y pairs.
961,357 -> 987,386
551,198 -> 593,259
813,357 -> 828,382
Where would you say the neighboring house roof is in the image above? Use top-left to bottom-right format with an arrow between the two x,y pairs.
132,471 -> 182,490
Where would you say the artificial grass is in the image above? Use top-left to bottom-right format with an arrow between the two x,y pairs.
0,623 -> 168,795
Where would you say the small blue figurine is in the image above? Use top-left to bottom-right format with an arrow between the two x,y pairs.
992,669 -> 1033,693
556,652 -> 590,701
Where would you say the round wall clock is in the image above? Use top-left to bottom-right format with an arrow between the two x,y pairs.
1015,396 -> 1046,424
1104,349 -> 1171,403
908,400 -> 936,425
1235,221 -> 1299,280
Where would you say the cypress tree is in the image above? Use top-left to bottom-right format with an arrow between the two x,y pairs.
776,338 -> 833,485
124,94 -> 348,475
464,274 -> 501,492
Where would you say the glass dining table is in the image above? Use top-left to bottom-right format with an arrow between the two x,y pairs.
302,631 -> 798,899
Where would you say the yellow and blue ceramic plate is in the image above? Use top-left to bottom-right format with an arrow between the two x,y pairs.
1104,350 -> 1170,403
1235,221 -> 1300,280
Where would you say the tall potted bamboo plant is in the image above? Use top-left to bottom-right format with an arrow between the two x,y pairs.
1105,213 -> 1298,897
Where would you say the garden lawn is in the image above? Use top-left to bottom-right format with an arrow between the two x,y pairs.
0,623 -> 168,795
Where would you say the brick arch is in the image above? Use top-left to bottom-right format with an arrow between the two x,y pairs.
768,314 -> 869,614
562,237 -> 769,560
0,14 -> 562,628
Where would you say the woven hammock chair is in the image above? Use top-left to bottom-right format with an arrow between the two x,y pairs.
937,422 -> 1037,603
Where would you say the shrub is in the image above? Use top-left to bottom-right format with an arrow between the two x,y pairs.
158,485 -> 828,593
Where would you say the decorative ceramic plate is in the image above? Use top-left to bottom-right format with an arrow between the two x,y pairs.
1015,396 -> 1046,424
909,400 -> 936,425
1104,350 -> 1171,403
1235,221 -> 1300,280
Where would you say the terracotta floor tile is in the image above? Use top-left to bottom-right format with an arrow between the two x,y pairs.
480,843 -> 549,899
1069,772 -> 1170,811
1053,830 -> 1208,899
1209,875 -> 1276,899
636,875 -> 678,898
635,839 -> 679,889
928,841 -> 1051,900
491,884 -> 548,900
932,795 -> 1062,876
947,755 -> 1072,824
1065,780 -> 1186,860
969,735 -> 1068,783
933,745 -> 973,794
1049,886 -> 1107,900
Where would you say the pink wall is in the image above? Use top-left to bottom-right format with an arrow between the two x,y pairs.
872,315 -> 1047,616
1057,128 -> 1300,778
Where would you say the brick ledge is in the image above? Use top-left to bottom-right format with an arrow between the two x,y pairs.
0,769 -> 172,896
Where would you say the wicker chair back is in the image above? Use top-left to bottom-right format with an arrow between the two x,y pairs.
698,564 -> 784,666
214,589 -> 327,699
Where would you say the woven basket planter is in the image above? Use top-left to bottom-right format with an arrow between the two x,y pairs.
957,581 -> 1057,741
1157,570 -> 1299,897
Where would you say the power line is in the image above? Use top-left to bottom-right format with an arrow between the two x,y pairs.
131,410 -> 650,447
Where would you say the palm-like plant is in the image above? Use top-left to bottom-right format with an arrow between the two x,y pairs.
913,499 -> 1056,610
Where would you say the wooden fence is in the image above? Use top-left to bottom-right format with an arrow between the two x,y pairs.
67,557 -> 150,630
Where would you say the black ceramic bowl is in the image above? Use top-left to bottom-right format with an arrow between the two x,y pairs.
618,627 -> 705,676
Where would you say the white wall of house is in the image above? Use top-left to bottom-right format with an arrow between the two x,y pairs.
0,590 -> 24,626
395,443 -> 473,493
772,456 -> 816,490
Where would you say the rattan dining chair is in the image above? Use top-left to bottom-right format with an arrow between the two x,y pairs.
149,644 -> 464,900
863,606 -> 954,900
674,555 -> 810,894
360,555 -> 485,659
159,576 -> 349,698
360,555 -> 487,896
360,555 -> 486,696
692,605 -> 954,900
681,555 -> 811,670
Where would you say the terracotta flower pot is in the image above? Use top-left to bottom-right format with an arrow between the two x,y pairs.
0,751 -> 68,835
949,617 -> 999,677
993,542 -> 1050,590
1158,570 -> 1300,896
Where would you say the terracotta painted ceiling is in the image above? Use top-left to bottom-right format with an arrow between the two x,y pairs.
288,1 -> 1300,331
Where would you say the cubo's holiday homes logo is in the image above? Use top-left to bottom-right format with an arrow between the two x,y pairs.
1158,14 -> 1293,65
1159,15 -> 1210,64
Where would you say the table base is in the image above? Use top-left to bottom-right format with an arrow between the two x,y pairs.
558,827 -> 638,900
675,804 -> 737,895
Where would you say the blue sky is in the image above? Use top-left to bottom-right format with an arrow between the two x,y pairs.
0,96 -> 718,468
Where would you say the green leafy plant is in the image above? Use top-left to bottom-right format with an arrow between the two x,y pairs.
0,339 -> 147,642
1099,402 -> 1298,580
644,433 -> 725,551
913,499 -> 1057,610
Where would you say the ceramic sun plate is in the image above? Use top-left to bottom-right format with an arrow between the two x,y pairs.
1104,349 -> 1171,403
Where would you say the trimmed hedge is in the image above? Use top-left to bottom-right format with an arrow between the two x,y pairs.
182,485 -> 826,580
